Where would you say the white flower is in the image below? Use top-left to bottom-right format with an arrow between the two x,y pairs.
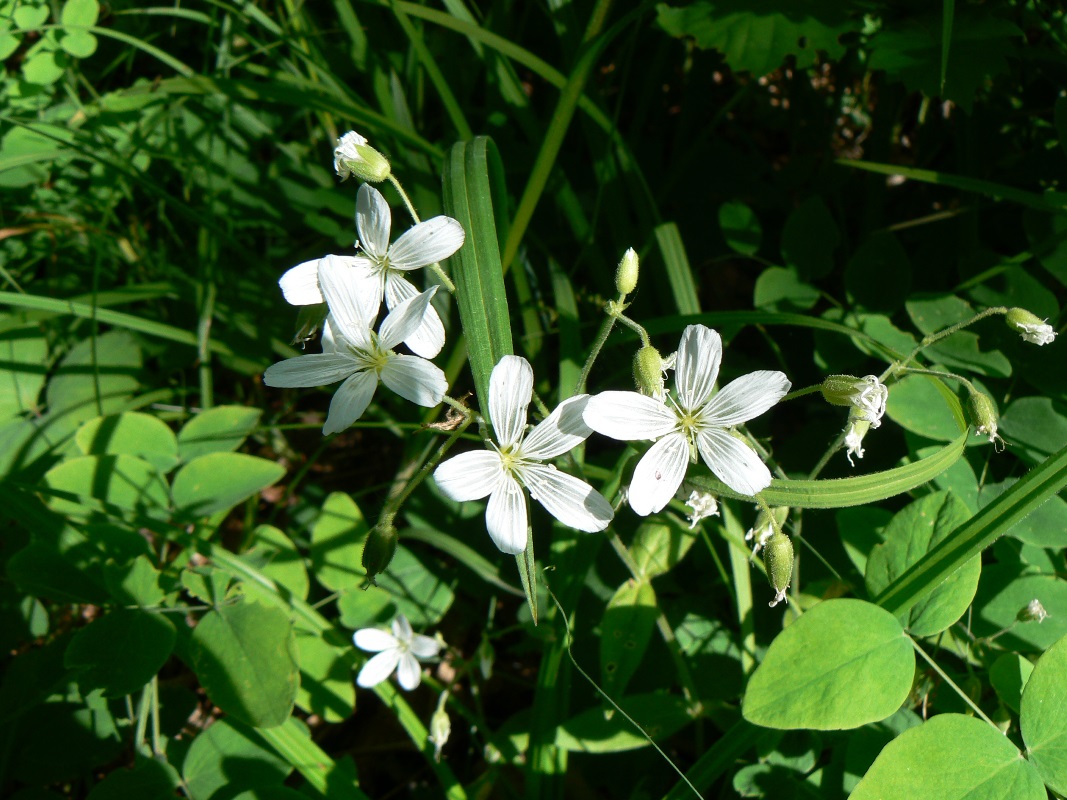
745,517 -> 774,556
264,256 -> 447,435
1016,321 -> 1056,346
844,418 -> 870,466
684,490 -> 719,529
851,375 -> 888,427
583,325 -> 791,516
278,184 -> 465,358
433,355 -> 614,554
353,614 -> 441,691
334,131 -> 368,178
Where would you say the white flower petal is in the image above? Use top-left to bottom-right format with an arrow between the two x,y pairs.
381,354 -> 446,407
385,274 -> 446,359
354,628 -> 398,653
520,463 -> 613,532
396,652 -> 423,691
434,450 -> 504,502
356,184 -> 392,258
700,370 -> 791,427
318,256 -> 377,347
389,216 -> 466,269
485,475 -> 527,554
264,353 -> 355,388
489,356 -> 533,448
676,325 -> 721,410
627,433 -> 690,516
522,395 -> 592,460
379,285 -> 437,351
695,428 -> 773,496
391,614 -> 414,643
583,391 -> 678,441
410,633 -> 441,659
323,370 -> 378,435
279,259 -> 324,305
357,648 -> 401,688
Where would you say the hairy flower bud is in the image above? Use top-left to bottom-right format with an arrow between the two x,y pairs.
966,391 -> 1005,452
763,531 -> 793,608
1005,308 -> 1057,346
822,375 -> 888,426
615,247 -> 639,295
429,692 -> 451,762
1017,598 -> 1049,623
633,345 -> 668,399
334,131 -> 392,183
362,523 -> 398,585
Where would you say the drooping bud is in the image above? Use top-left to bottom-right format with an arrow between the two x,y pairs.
1017,598 -> 1049,623
966,391 -> 1005,452
763,531 -> 793,608
633,345 -> 668,400
822,375 -> 888,427
745,506 -> 787,556
334,131 -> 392,183
615,247 -> 639,295
361,523 -> 398,586
1005,308 -> 1057,346
428,691 -> 451,762
820,374 -> 864,407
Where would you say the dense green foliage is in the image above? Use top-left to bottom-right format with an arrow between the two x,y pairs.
2,0 -> 1067,798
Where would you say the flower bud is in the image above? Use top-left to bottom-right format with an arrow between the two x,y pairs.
1017,598 -> 1049,623
334,131 -> 392,183
745,506 -> 787,556
822,375 -> 887,426
966,391 -> 1005,452
1005,308 -> 1057,346
820,374 -> 864,407
615,248 -> 639,295
633,345 -> 668,399
763,531 -> 793,608
429,692 -> 451,762
361,523 -> 398,585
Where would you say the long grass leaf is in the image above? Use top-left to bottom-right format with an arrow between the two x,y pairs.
654,222 -> 701,315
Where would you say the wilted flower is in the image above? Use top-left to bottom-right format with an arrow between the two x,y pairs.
684,489 -> 719,529
353,614 -> 441,691
1006,308 -> 1057,346
844,418 -> 871,466
333,130 -> 391,182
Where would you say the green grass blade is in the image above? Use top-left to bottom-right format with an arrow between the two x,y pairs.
654,223 -> 701,315
660,718 -> 768,800
548,259 -> 582,402
259,719 -> 371,800
941,0 -> 955,94
689,430 -> 969,508
875,442 -> 1067,618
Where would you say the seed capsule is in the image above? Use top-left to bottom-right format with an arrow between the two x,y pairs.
763,531 -> 793,608
362,523 -> 398,585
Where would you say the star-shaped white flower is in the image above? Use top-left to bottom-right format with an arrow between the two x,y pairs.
433,355 -> 614,554
264,256 -> 447,435
278,184 -> 465,359
353,614 -> 441,691
583,325 -> 791,516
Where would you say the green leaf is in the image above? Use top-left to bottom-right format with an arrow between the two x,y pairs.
171,452 -> 284,519
85,757 -> 181,800
600,579 -> 658,699
905,294 -> 974,336
75,412 -> 179,472
836,506 -> 891,576
46,331 -> 142,423
0,323 -> 48,420
104,554 -> 165,607
845,231 -> 912,312
885,374 -> 962,442
655,221 -> 701,316
177,405 -> 262,461
849,714 -> 1045,799
974,570 -> 1067,653
719,200 -> 762,256
781,197 -> 839,280
191,599 -> 299,728
630,519 -> 697,579
294,631 -> 356,723
65,608 -> 175,697
244,524 -> 308,602
60,0 -> 100,27
999,396 -> 1067,465
979,479 -> 1067,548
6,542 -> 109,603
1021,633 -> 1067,794
742,599 -> 914,730
255,718 -> 371,800
555,694 -> 693,753
58,28 -> 96,58
310,492 -> 371,592
989,653 -> 1033,714
656,0 -> 857,76
753,266 -> 819,311
373,546 -> 455,627
182,717 -> 292,800
865,492 -> 979,637
22,48 -> 67,85
13,3 -> 51,29
44,454 -> 170,519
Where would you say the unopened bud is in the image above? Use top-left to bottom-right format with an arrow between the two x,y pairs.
967,391 -> 1005,452
615,248 -> 639,295
633,345 -> 668,400
428,692 -> 451,762
745,506 -> 787,556
1005,308 -> 1057,346
1017,599 -> 1049,623
821,374 -> 864,407
763,531 -> 793,608
361,523 -> 398,585
334,131 -> 392,183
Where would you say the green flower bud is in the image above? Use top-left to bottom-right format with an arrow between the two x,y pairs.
633,345 -> 667,399
966,391 -> 1005,452
361,523 -> 398,585
820,374 -> 863,407
1005,308 -> 1057,346
1017,598 -> 1049,623
615,247 -> 639,295
822,374 -> 888,425
429,692 -> 451,762
763,531 -> 793,608
334,131 -> 392,183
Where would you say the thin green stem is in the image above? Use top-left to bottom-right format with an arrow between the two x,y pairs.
881,307 -> 1008,382
575,313 -> 618,395
386,174 -> 456,293
615,311 -> 651,346
911,638 -> 998,729
900,367 -> 977,394
781,384 -> 822,403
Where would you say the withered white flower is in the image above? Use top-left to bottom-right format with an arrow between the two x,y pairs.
264,256 -> 447,435
584,325 -> 790,516
354,614 -> 441,691
684,490 -> 719,529
278,184 -> 465,358
434,356 -> 614,554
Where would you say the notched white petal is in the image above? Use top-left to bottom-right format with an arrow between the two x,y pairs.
356,184 -> 392,258
357,648 -> 401,688
264,353 -> 355,388
379,286 -> 438,350
701,370 -> 791,427
279,259 -> 324,305
584,391 -> 677,441
522,395 -> 592,460
628,433 -> 690,516
434,450 -> 504,502
323,370 -> 378,435
381,354 -> 447,407
489,355 -> 534,448
696,428 -> 773,497
485,475 -> 527,554
389,216 -> 466,269
676,324 -> 722,410
354,628 -> 397,652
521,464 -> 613,532
385,275 -> 445,359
